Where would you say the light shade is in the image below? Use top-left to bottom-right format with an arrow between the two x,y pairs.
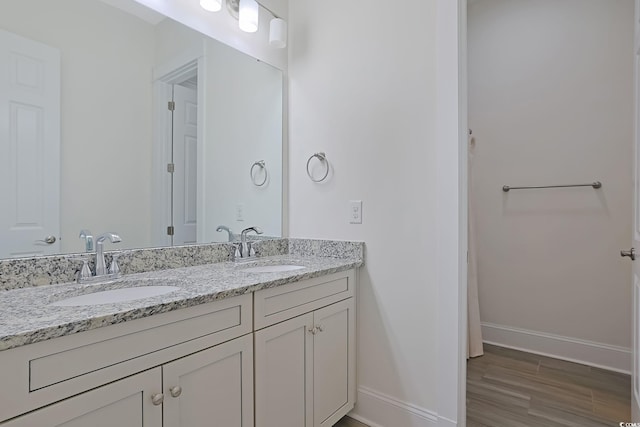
200,0 -> 222,12
239,0 -> 259,33
269,18 -> 287,48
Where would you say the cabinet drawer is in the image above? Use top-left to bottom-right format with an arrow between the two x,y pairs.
254,270 -> 354,329
0,294 -> 252,422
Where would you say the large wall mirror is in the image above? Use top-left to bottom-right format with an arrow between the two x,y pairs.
0,0 -> 284,258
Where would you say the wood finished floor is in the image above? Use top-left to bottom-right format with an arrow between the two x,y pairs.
467,344 -> 631,427
335,416 -> 369,427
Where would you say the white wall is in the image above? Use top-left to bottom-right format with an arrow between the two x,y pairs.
204,40 -> 283,241
289,0 -> 444,424
0,0 -> 155,253
469,0 -> 634,369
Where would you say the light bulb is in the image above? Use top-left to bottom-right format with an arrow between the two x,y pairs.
200,0 -> 222,12
269,18 -> 287,48
239,0 -> 259,33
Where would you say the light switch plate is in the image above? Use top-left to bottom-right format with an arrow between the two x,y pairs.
349,200 -> 362,224
236,204 -> 245,221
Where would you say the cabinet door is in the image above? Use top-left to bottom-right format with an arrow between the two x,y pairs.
313,299 -> 355,427
162,334 -> 254,427
255,312 -> 314,427
2,368 -> 161,427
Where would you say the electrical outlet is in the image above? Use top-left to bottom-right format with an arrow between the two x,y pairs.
349,200 -> 362,224
236,204 -> 245,221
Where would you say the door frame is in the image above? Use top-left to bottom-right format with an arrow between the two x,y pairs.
151,43 -> 206,247
436,0 -> 468,426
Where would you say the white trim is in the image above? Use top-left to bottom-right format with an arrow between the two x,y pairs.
481,322 -> 632,374
436,0 -> 467,425
349,386 -> 439,427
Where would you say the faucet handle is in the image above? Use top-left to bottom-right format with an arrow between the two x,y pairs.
108,254 -> 121,275
78,258 -> 93,282
79,230 -> 94,252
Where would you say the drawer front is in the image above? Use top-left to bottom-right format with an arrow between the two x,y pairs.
0,294 -> 252,422
254,270 -> 354,329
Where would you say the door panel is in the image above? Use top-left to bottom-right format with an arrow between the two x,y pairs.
313,299 -> 355,427
254,312 -> 314,427
2,368 -> 161,427
172,84 -> 197,245
0,29 -> 60,257
634,0 -> 640,419
162,334 -> 253,427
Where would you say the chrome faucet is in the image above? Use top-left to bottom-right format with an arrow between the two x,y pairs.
216,225 -> 236,242
95,233 -> 122,276
78,232 -> 122,283
236,226 -> 263,259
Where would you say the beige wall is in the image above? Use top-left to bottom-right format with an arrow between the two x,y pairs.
469,0 -> 633,356
289,0 -> 440,423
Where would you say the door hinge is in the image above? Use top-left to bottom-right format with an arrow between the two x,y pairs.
167,226 -> 175,236
167,163 -> 175,173
168,101 -> 176,111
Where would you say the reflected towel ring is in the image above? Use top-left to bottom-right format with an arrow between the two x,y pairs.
250,160 -> 268,187
306,152 -> 329,183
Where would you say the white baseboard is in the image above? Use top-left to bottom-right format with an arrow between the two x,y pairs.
481,322 -> 631,374
349,386 -> 452,427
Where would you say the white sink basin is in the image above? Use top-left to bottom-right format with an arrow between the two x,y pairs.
50,286 -> 180,307
241,265 -> 305,273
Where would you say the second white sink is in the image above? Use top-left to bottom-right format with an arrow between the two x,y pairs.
241,265 -> 305,273
50,286 -> 180,307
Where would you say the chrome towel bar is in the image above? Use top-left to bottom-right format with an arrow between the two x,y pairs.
502,181 -> 602,192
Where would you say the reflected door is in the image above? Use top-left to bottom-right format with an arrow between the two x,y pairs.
0,30 -> 60,258
633,0 -> 640,419
172,83 -> 197,245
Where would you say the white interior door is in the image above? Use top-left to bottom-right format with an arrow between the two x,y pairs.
172,83 -> 197,245
0,29 -> 60,258
633,0 -> 640,419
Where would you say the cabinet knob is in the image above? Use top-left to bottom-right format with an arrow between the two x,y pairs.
308,327 -> 317,335
170,386 -> 183,398
151,393 -> 164,406
316,325 -> 324,332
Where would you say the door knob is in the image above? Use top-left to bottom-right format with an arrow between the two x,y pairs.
35,236 -> 56,245
621,248 -> 636,260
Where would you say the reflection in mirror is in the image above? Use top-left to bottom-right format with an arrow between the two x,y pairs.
0,0 -> 283,259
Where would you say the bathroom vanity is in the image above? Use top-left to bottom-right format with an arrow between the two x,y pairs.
0,242 -> 361,427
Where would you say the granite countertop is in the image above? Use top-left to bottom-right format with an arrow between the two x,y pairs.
0,255 -> 362,352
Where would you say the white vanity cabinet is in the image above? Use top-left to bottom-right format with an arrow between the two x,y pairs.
1,368 -> 162,427
0,294 -> 253,425
2,334 -> 253,427
162,334 -> 254,427
0,267 -> 357,427
254,270 -> 356,427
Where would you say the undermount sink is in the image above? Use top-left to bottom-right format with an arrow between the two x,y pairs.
49,285 -> 180,307
240,265 -> 305,273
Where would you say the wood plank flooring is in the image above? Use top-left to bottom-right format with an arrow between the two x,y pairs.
467,344 -> 631,426
335,416 -> 369,427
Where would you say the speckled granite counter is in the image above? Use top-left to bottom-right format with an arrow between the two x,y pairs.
0,242 -> 363,352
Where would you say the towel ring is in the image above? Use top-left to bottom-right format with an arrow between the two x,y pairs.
250,160 -> 268,187
306,152 -> 329,183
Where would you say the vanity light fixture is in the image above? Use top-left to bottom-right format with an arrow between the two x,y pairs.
269,17 -> 287,48
200,0 -> 222,12
239,0 -> 259,33
226,0 -> 287,48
